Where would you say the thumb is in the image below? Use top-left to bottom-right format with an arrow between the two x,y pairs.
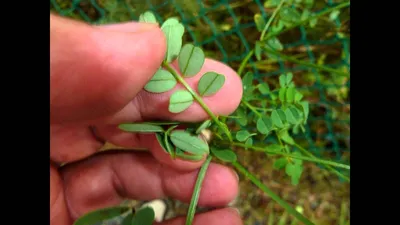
50,14 -> 166,124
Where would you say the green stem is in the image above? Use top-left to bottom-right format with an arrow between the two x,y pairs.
238,2 -> 350,77
229,142 -> 350,169
163,62 -> 232,141
185,155 -> 212,225
262,48 -> 349,77
164,62 -> 217,121
260,0 -> 286,41
276,132 -> 284,146
232,161 -> 315,225
238,49 -> 254,76
242,100 -> 262,117
209,0 -> 252,12
252,53 -> 308,66
252,107 -> 273,112
294,143 -> 350,182
264,1 -> 350,41
339,202 -> 347,225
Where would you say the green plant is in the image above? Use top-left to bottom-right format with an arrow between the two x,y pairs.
73,1 -> 350,225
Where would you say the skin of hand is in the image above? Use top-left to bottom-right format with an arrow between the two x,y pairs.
50,13 -> 244,225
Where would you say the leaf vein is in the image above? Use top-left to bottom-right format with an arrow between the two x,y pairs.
183,45 -> 195,75
201,74 -> 219,96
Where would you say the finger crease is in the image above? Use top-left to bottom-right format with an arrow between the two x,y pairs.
88,126 -> 106,146
50,186 -> 65,220
158,164 -> 168,198
109,159 -> 128,199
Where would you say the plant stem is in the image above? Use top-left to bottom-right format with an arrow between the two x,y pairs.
232,161 -> 315,225
242,100 -> 262,117
238,2 -> 350,77
207,0 -> 252,12
252,106 -> 273,112
339,201 -> 347,225
276,131 -> 284,146
294,143 -> 350,182
264,1 -> 350,41
250,53 -> 307,68
163,62 -> 217,121
185,155 -> 212,225
238,49 -> 254,76
260,0 -> 285,41
229,142 -> 350,169
262,48 -> 349,77
213,102 -> 349,176
163,62 -> 232,141
243,0 -> 284,78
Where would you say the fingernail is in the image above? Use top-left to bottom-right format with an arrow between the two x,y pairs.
228,195 -> 238,207
228,168 -> 240,207
99,22 -> 159,33
135,23 -> 159,32
231,169 -> 239,182
230,207 -> 240,216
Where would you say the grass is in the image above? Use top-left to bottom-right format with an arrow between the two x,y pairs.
50,0 -> 350,224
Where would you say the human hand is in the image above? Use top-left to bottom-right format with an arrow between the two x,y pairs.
50,13 -> 243,225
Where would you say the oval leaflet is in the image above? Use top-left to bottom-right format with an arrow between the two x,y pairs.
236,130 -> 253,142
161,18 -> 185,63
168,90 -> 194,113
118,123 -> 164,133
144,69 -> 177,93
139,11 -> 157,24
254,13 -> 266,32
155,133 -> 169,154
256,116 -> 273,134
73,206 -> 131,225
170,130 -> 209,155
271,110 -> 284,128
197,72 -> 225,96
178,43 -> 205,77
211,149 -> 237,163
121,213 -> 134,225
176,147 -> 204,161
195,120 -> 212,134
131,207 -> 155,225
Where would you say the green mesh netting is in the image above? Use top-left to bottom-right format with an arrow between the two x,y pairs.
50,0 -> 350,162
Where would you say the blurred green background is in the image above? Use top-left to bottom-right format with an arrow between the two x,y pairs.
50,0 -> 350,224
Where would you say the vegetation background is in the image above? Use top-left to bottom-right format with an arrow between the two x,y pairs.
50,0 -> 350,224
